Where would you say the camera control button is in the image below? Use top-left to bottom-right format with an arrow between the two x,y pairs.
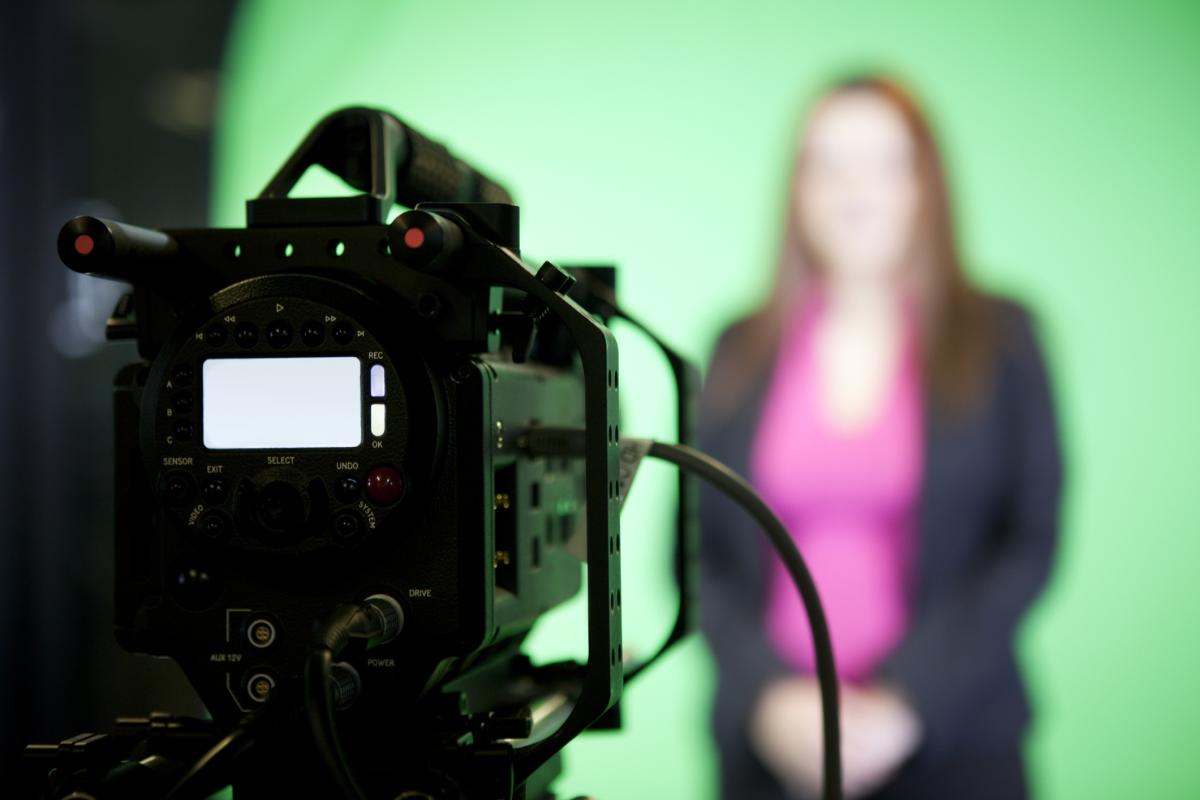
171,364 -> 194,386
172,392 -> 194,414
163,471 -> 195,505
300,320 -> 325,346
197,510 -> 232,543
202,477 -> 229,504
370,404 -> 386,437
254,481 -> 306,537
334,475 -> 362,502
369,364 -> 386,397
204,325 -> 228,346
331,510 -> 365,543
265,320 -> 293,348
365,466 -> 404,505
234,322 -> 258,348
331,321 -> 354,345
174,421 -> 194,442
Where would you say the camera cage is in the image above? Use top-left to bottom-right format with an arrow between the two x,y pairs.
55,107 -> 629,791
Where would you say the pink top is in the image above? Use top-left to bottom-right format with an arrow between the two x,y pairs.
750,294 -> 923,683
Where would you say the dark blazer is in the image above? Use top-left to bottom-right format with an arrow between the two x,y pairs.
699,299 -> 1063,799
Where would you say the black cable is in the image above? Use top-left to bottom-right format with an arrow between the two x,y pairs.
643,440 -> 842,800
162,704 -> 272,800
519,427 -> 842,798
304,595 -> 405,800
163,596 -> 391,800
306,644 -> 365,800
306,603 -> 370,800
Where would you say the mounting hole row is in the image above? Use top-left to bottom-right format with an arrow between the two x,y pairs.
223,240 -> 350,260
609,644 -> 623,666
608,590 -> 623,610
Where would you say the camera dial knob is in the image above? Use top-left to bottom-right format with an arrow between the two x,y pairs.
254,480 -> 308,540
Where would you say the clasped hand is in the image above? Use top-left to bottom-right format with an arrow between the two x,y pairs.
749,677 -> 923,799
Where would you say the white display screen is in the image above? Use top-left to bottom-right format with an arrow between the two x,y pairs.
202,357 -> 363,449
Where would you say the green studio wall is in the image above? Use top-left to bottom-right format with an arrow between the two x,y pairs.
210,1 -> 1200,797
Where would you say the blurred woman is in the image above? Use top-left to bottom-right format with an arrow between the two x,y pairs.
699,76 -> 1063,799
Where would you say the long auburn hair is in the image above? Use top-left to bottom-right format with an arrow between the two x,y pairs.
708,75 -> 997,419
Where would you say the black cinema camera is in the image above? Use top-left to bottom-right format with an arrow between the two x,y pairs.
36,108 -> 644,800
26,108 -> 842,800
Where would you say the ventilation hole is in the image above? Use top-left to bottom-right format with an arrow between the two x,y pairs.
327,239 -> 346,257
225,242 -> 242,259
276,241 -> 294,259
378,238 -> 391,256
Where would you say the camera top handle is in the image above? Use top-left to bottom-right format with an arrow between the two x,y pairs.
247,106 -> 513,227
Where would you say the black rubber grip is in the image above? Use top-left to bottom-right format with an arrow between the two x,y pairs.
397,123 -> 513,207
57,215 -> 178,282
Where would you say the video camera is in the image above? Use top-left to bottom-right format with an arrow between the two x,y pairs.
24,108 -> 842,800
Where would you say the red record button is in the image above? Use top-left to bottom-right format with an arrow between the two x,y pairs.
365,465 -> 404,505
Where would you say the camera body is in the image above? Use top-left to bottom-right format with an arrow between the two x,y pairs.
46,108 -> 627,797
106,216 -> 586,726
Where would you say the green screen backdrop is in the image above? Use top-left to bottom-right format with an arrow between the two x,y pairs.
211,1 -> 1200,796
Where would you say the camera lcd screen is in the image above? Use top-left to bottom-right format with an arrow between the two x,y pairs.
202,357 -> 363,449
